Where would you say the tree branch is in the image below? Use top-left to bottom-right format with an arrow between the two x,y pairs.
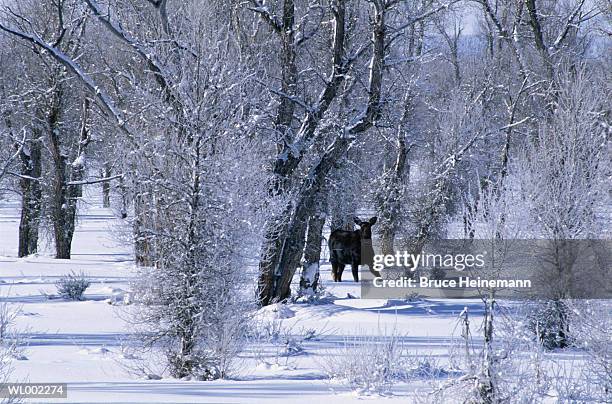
66,174 -> 124,186
346,0 -> 385,135
0,130 -> 26,181
84,0 -> 182,109
0,22 -> 126,130
248,0 -> 282,33
552,0 -> 586,49
7,171 -> 41,182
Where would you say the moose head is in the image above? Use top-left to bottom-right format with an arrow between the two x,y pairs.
354,217 -> 377,240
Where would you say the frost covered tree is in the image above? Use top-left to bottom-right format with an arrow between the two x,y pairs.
1,0 -> 264,379
517,66 -> 609,349
0,0 -> 99,259
75,0 -> 264,378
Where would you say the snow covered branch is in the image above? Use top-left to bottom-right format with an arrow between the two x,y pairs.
84,0 -> 182,110
248,0 -> 282,33
0,130 -> 25,182
0,22 -> 128,132
66,174 -> 124,186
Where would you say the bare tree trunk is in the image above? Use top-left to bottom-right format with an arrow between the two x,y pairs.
377,94 -> 411,256
49,96 -> 90,259
299,211 -> 326,296
257,0 -> 348,305
47,89 -> 70,259
478,295 -> 496,403
273,138 -> 353,301
102,161 -> 111,208
257,206 -> 291,305
524,0 -> 554,81
18,133 -> 42,257
134,191 -> 155,266
275,0 -> 297,151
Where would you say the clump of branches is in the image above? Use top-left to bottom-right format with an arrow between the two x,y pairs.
55,271 -> 90,301
319,328 -> 408,396
0,300 -> 25,404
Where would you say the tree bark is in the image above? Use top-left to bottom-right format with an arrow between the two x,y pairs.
377,94 -> 411,256
299,210 -> 326,296
524,0 -> 554,81
102,162 -> 111,208
273,137 -> 353,301
17,132 -> 42,257
47,89 -> 69,259
49,95 -> 90,259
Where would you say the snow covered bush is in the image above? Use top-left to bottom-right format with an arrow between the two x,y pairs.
97,0 -> 268,380
527,300 -> 572,350
404,354 -> 449,380
0,302 -> 19,343
124,89 -> 262,380
250,312 -> 326,371
0,301 -> 23,404
130,228 -> 255,381
0,344 -> 20,404
516,67 -> 609,350
568,300 -> 612,401
55,271 -> 90,301
320,330 -> 407,395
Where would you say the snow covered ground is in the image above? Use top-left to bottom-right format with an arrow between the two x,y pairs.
0,192 -> 589,403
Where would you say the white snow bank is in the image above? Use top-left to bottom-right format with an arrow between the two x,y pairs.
254,303 -> 295,322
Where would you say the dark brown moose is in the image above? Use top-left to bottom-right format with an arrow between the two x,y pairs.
328,217 -> 381,282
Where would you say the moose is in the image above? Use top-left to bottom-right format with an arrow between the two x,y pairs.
328,217 -> 381,282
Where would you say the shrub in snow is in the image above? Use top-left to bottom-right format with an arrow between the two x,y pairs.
0,302 -> 19,343
527,300 -> 571,350
55,271 -> 90,301
405,355 -> 449,379
568,300 -> 612,400
132,263 -> 251,380
251,317 -> 326,371
425,302 -> 575,403
0,300 -> 24,402
320,330 -> 406,395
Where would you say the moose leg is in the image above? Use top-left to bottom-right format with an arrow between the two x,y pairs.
351,263 -> 359,282
331,261 -> 339,282
337,264 -> 345,282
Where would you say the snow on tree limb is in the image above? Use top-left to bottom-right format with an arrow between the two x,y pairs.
0,129 -> 26,182
84,0 -> 182,111
0,22 -> 128,132
66,174 -> 124,186
248,0 -> 283,33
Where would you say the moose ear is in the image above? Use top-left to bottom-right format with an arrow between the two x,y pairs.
354,217 -> 362,225
369,217 -> 378,225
